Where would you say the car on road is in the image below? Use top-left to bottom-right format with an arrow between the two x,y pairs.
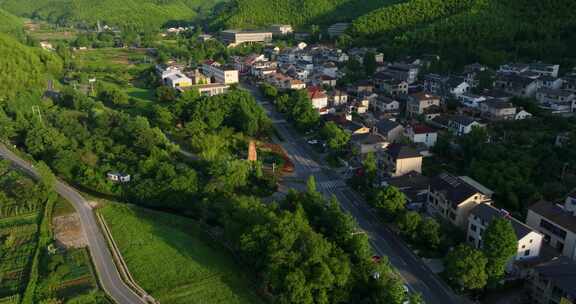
403,284 -> 411,304
307,139 -> 319,145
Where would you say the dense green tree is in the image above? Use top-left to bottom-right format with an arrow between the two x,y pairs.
482,218 -> 517,285
363,51 -> 377,75
156,86 -> 177,103
320,122 -> 351,153
445,245 -> 488,291
372,186 -> 406,219
418,218 -> 441,250
396,211 -> 421,240
362,152 -> 377,187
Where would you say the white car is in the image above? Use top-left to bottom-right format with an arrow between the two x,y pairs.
307,140 -> 319,145
403,284 -> 410,304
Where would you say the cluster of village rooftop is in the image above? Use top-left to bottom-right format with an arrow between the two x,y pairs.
152,28 -> 576,303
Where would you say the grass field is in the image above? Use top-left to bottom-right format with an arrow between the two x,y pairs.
99,203 -> 263,304
73,48 -> 150,72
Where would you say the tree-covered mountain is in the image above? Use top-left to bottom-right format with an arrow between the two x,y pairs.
0,0 -> 226,31
0,33 -> 62,99
350,0 -> 576,67
0,8 -> 22,35
213,0 -> 400,29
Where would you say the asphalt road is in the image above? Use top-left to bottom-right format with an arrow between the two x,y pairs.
0,144 -> 146,304
245,84 -> 465,304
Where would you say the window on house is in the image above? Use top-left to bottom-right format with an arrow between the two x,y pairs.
524,250 -> 530,256
522,245 -> 526,249
470,224 -> 477,232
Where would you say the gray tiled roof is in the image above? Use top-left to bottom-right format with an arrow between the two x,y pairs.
470,204 -> 534,239
534,256 -> 576,297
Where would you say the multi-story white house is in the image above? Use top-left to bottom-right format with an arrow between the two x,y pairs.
526,191 -> 576,261
307,87 -> 329,110
384,143 -> 422,177
427,173 -> 493,228
202,60 -> 239,84
164,73 -> 192,88
467,204 -> 543,269
220,30 -> 272,47
447,115 -> 484,136
406,93 -> 441,120
269,24 -> 293,36
405,124 -> 437,148
480,100 -> 517,120
458,93 -> 487,108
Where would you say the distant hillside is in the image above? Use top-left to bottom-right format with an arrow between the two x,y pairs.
0,33 -> 62,99
0,0 -> 226,30
350,0 -> 576,67
0,8 -> 22,34
213,0 -> 401,29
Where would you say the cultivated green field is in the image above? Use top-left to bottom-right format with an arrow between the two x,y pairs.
72,48 -> 149,72
99,203 -> 264,304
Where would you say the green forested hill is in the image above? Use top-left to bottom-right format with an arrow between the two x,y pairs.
0,33 -> 62,99
351,0 -> 576,67
0,8 -> 22,34
213,0 -> 400,29
0,0 -> 225,30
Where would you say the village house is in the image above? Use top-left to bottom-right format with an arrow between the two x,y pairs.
374,119 -> 404,142
328,90 -> 348,107
341,120 -> 370,135
563,75 -> 576,92
202,60 -> 239,84
404,124 -> 437,148
266,73 -> 306,90
382,172 -> 431,209
494,74 -> 540,97
165,73 -> 193,89
351,133 -> 388,154
374,72 -> 409,96
107,172 -> 131,183
447,115 -> 484,136
467,204 -> 543,271
307,87 -> 329,110
315,75 -> 337,88
526,191 -> 576,261
371,96 -> 400,115
526,257 -> 576,304
383,63 -> 420,84
190,83 -> 230,97
463,63 -> 488,88
423,74 -> 470,98
406,92 -> 441,120
233,54 -> 268,74
270,24 -> 293,36
538,76 -> 564,90
220,30 -> 273,47
427,173 -> 493,228
458,93 -> 487,108
480,99 -> 517,120
528,63 -> 561,78
515,109 -> 533,120
535,88 -> 576,113
384,143 -> 423,177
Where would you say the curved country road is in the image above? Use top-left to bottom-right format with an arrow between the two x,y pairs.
0,144 -> 146,304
